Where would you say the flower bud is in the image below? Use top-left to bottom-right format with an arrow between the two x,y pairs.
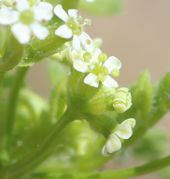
113,88 -> 132,113
102,118 -> 136,156
87,87 -> 132,114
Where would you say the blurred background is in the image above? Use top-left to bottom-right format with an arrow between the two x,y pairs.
28,0 -> 170,178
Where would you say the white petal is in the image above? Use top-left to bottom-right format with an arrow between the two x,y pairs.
84,73 -> 99,88
93,48 -> 102,62
115,122 -> 133,140
101,146 -> 109,157
15,0 -> 29,11
104,56 -> 122,73
79,32 -> 94,52
106,134 -> 122,153
55,25 -> 73,39
73,60 -> 89,73
54,4 -> 68,22
122,118 -> 136,128
0,7 -> 18,25
31,23 -> 49,40
11,23 -> 31,44
72,35 -> 81,51
34,2 -> 53,21
102,75 -> 119,88
68,9 -> 78,18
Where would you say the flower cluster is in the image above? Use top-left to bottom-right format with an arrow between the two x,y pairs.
0,1 -> 122,89
0,0 -> 136,158
102,118 -> 136,156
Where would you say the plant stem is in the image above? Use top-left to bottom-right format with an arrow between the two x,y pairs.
2,110 -> 73,179
5,67 -> 28,151
33,155 -> 170,179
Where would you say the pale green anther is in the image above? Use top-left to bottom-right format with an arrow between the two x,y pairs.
99,53 -> 107,62
91,64 -> 108,78
113,88 -> 132,113
19,10 -> 34,25
83,18 -> 91,26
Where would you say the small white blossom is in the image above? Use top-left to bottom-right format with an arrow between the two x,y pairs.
102,118 -> 136,156
0,0 -> 53,44
69,43 -> 121,88
54,4 -> 94,52
84,51 -> 122,88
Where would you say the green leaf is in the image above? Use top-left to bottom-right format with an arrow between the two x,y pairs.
79,0 -> 122,15
131,71 -> 153,120
149,71 -> 170,126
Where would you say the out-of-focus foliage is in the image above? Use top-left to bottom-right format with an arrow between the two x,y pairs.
79,0 -> 122,15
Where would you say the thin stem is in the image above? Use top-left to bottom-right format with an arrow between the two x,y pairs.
5,67 -> 28,150
33,155 -> 170,179
2,110 -> 73,179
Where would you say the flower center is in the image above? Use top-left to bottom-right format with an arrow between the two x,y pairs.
67,18 -> 82,35
20,10 -> 34,25
91,64 -> 108,81
83,52 -> 92,62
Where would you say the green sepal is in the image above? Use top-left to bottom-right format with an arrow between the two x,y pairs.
86,113 -> 118,138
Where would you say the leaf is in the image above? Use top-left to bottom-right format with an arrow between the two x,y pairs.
131,71 -> 153,120
79,0 -> 122,15
149,71 -> 170,126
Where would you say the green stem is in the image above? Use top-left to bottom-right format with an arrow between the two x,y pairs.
2,110 -> 73,179
5,67 -> 28,151
33,155 -> 170,179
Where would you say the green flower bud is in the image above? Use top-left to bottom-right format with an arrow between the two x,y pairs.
87,87 -> 132,114
113,88 -> 132,113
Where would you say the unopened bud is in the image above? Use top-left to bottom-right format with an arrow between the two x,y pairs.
113,88 -> 132,113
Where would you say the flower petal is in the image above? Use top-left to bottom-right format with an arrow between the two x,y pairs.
15,0 -> 29,11
102,75 -> 118,88
84,73 -> 99,88
11,23 -> 31,44
115,121 -> 133,140
104,56 -> 122,73
72,35 -> 81,51
106,134 -> 121,153
34,2 -> 53,21
54,4 -> 68,22
0,7 -> 18,25
122,118 -> 136,128
55,25 -> 73,39
101,145 -> 109,157
73,59 -> 89,73
79,32 -> 94,52
68,9 -> 78,18
31,23 -> 49,40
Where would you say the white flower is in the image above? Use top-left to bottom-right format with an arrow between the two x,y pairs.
54,4 -> 94,52
0,0 -> 53,44
102,118 -> 136,156
84,52 -> 122,88
69,43 -> 121,88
